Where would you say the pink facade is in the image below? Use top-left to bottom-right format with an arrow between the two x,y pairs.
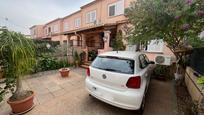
30,25 -> 44,39
42,18 -> 67,44
30,0 -> 175,62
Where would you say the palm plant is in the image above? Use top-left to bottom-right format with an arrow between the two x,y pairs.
0,29 -> 35,102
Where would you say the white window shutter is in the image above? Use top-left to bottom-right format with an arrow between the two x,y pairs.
147,39 -> 164,52
91,11 -> 96,22
116,0 -> 124,15
86,13 -> 90,23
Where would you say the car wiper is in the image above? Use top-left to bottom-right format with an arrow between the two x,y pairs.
103,68 -> 118,72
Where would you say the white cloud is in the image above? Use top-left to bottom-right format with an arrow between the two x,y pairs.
0,0 -> 93,34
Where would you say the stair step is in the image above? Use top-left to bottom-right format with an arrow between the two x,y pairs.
82,61 -> 92,66
80,64 -> 89,69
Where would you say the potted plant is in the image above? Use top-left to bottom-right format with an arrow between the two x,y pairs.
153,65 -> 168,81
88,50 -> 97,61
0,29 -> 36,114
59,59 -> 70,78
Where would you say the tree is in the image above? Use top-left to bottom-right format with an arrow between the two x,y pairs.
112,32 -> 126,51
0,29 -> 35,102
125,0 -> 204,61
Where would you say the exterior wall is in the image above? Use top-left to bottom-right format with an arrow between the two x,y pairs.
42,18 -> 67,44
30,25 -> 44,39
100,0 -> 134,24
62,0 -> 135,33
145,44 -> 176,61
51,35 -> 67,44
43,19 -> 62,37
63,11 -> 82,32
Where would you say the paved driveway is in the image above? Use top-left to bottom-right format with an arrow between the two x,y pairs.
0,68 -> 175,115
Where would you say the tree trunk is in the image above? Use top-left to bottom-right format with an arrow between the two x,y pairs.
14,77 -> 23,95
10,77 -> 25,101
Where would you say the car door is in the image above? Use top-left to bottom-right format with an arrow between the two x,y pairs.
138,54 -> 151,92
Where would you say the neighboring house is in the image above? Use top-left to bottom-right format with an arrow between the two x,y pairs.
30,0 -> 175,63
30,25 -> 44,39
42,18 -> 67,44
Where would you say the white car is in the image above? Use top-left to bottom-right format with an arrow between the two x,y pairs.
85,51 -> 154,112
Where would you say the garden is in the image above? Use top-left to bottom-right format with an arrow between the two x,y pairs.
0,29 -> 82,114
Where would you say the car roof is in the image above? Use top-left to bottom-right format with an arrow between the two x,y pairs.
99,51 -> 142,59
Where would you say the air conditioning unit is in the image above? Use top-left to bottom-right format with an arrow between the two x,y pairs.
154,55 -> 173,66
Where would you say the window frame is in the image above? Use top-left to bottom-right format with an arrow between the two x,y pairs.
86,10 -> 97,23
108,4 -> 116,17
75,18 -> 81,28
64,22 -> 69,31
146,39 -> 164,53
108,0 -> 124,17
138,54 -> 149,69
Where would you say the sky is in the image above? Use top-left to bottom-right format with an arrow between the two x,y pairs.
0,0 -> 94,35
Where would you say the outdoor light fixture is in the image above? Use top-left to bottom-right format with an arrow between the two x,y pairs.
46,43 -> 51,49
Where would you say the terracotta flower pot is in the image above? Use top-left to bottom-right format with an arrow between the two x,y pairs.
7,91 -> 35,114
59,68 -> 70,77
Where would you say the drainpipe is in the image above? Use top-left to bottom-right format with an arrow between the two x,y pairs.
74,31 -> 82,48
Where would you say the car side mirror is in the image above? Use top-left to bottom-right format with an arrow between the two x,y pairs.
149,61 -> 155,64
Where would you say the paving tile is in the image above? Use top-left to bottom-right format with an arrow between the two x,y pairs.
51,89 -> 66,97
37,93 -> 54,105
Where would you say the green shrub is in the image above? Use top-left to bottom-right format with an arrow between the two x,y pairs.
33,55 -> 71,73
197,76 -> 204,85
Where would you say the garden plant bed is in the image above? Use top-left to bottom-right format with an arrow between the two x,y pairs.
176,83 -> 198,115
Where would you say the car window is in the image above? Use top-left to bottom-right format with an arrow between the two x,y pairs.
144,54 -> 150,63
91,56 -> 135,74
139,54 -> 148,69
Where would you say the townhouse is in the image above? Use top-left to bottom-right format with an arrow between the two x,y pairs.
30,25 -> 44,39
30,0 -> 174,63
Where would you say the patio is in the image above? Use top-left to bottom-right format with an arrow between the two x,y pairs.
0,68 -> 176,115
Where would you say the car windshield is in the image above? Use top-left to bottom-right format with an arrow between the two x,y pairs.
91,56 -> 135,74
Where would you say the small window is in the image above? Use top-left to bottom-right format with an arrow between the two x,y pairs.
108,0 -> 124,17
75,18 -> 81,28
53,25 -> 58,33
139,54 -> 149,69
147,39 -> 164,52
86,10 -> 96,23
109,5 -> 116,16
48,27 -> 51,33
64,22 -> 69,31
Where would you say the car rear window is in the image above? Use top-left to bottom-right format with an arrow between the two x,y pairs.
91,56 -> 135,74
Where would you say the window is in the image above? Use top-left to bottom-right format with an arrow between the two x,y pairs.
139,54 -> 149,69
108,0 -> 124,17
32,29 -> 36,35
86,10 -> 96,23
52,25 -> 58,33
91,56 -> 135,74
48,27 -> 51,33
146,39 -> 164,52
75,18 -> 81,28
140,39 -> 164,53
109,5 -> 116,16
64,22 -> 69,31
